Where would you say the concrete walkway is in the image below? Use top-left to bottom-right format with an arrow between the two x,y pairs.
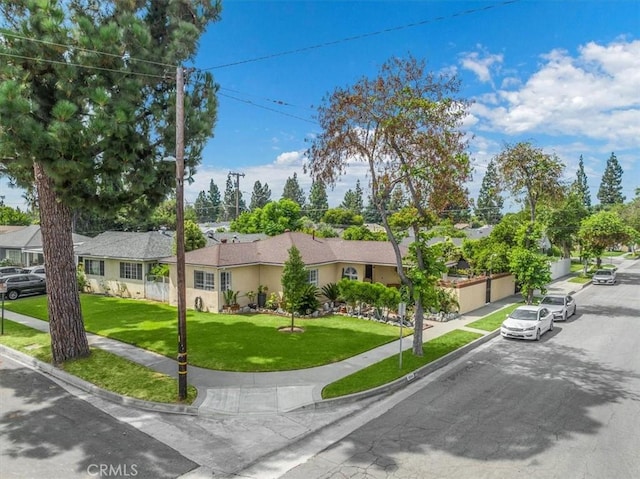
1,274 -> 592,416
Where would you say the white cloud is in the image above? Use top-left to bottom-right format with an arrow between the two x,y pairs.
473,39 -> 640,148
460,47 -> 504,84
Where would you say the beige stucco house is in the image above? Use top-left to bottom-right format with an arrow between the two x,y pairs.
163,231 -> 406,313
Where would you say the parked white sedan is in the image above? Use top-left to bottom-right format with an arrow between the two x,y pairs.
501,305 -> 554,341
539,294 -> 576,321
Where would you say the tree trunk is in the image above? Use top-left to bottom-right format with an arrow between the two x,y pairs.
35,162 -> 90,363
412,298 -> 424,356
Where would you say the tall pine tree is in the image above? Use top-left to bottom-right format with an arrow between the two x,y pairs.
572,155 -> 591,209
249,180 -> 271,210
281,172 -> 306,207
476,159 -> 503,225
223,174 -> 246,220
0,0 -> 221,362
597,152 -> 625,206
307,180 -> 329,221
208,179 -> 222,222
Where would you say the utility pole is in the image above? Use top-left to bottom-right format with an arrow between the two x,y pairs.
229,171 -> 245,219
176,66 -> 187,401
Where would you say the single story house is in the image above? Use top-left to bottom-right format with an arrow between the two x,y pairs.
74,230 -> 262,300
0,225 -> 90,266
162,231 -> 406,313
75,230 -> 176,298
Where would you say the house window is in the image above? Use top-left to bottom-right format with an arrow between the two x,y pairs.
7,250 -> 21,264
194,270 -> 215,291
342,266 -> 358,280
84,259 -> 104,276
308,269 -> 318,286
120,262 -> 143,280
220,271 -> 232,292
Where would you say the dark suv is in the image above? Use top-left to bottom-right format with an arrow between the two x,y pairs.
0,274 -> 47,300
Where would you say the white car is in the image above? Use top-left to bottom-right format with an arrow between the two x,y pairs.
539,294 -> 576,321
592,268 -> 616,285
501,305 -> 554,341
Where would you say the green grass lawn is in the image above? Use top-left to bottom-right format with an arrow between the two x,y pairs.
322,329 -> 482,398
464,303 -> 522,332
3,294 -> 413,372
569,275 -> 592,284
0,319 -> 197,404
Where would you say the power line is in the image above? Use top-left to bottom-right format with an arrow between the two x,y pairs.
218,92 -> 316,124
0,30 -> 176,70
203,0 -> 522,70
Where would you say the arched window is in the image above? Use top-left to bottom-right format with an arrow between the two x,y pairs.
342,266 -> 358,280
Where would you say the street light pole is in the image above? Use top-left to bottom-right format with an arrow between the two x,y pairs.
176,66 -> 188,400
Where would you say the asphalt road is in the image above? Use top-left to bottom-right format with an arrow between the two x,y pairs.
0,355 -> 198,479
274,261 -> 640,479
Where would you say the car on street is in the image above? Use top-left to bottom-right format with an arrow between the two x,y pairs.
22,265 -> 46,277
0,273 -> 47,300
500,305 -> 554,341
592,268 -> 616,285
539,294 -> 576,321
0,266 -> 25,277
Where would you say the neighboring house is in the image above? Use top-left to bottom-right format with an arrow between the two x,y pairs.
163,231 -> 406,313
0,225 -> 90,266
75,230 -> 176,298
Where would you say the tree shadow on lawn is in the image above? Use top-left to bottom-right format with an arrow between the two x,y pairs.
294,340 -> 640,476
0,362 -> 196,478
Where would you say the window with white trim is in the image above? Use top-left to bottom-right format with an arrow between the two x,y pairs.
194,270 -> 215,290
308,269 -> 319,286
342,266 -> 358,280
220,271 -> 232,292
84,259 -> 104,276
120,262 -> 143,280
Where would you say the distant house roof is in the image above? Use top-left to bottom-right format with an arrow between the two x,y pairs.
0,225 -> 90,249
164,231 -> 406,268
75,230 -> 175,261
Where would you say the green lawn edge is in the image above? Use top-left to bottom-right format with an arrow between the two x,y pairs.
464,303 -> 522,332
0,319 -> 196,404
322,329 -> 482,399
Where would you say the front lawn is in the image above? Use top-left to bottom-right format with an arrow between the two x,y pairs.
464,303 -> 522,332
3,294 -> 412,372
0,319 -> 197,404
322,329 -> 482,398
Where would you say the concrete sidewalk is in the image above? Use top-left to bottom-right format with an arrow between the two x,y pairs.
1,274 -> 590,416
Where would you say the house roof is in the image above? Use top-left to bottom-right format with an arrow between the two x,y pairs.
0,225 -> 90,249
164,231 -> 406,268
75,230 -> 175,261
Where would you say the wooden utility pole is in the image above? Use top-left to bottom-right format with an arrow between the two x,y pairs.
176,66 -> 187,400
229,171 -> 245,219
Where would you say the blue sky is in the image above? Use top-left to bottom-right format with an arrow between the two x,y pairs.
3,0 -> 639,214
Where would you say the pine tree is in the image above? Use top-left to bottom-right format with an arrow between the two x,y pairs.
222,174 -> 246,220
208,180 -> 222,222
363,196 -> 383,223
194,191 -> 210,223
307,181 -> 329,222
0,0 -> 221,363
341,179 -> 364,215
597,152 -> 625,206
281,245 -> 308,332
476,159 -> 504,225
249,180 -> 271,210
572,155 -> 591,209
281,172 -> 306,207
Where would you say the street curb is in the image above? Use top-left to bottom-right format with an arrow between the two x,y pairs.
0,344 -> 199,416
298,329 -> 501,411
